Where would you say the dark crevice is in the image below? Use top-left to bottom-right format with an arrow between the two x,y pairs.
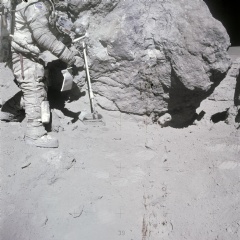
235,109 -> 240,124
234,73 -> 240,106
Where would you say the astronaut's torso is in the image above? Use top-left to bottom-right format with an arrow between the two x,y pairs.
13,0 -> 50,47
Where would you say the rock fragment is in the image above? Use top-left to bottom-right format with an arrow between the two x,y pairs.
39,150 -> 77,185
157,114 -> 172,127
69,206 -> 84,219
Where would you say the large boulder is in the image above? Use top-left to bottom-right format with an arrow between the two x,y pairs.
72,0 -> 231,126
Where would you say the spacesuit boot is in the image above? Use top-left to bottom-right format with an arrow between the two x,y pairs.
23,99 -> 59,148
0,91 -> 25,122
25,134 -> 59,148
24,106 -> 59,148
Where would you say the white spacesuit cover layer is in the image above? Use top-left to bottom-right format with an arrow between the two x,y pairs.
11,0 -> 77,146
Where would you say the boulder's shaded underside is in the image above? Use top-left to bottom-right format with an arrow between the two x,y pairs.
73,0 -> 231,126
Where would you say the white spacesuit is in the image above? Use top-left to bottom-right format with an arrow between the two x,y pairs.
1,0 -> 83,148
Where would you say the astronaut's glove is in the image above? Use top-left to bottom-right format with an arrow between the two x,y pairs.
69,45 -> 80,56
74,56 -> 85,68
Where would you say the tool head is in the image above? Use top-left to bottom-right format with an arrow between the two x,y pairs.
79,111 -> 105,126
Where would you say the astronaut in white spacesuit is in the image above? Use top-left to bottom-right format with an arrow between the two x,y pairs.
0,0 -> 83,148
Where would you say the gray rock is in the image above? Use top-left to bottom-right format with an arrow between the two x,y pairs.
228,60 -> 240,78
40,150 -> 76,185
69,205 -> 84,218
72,0 -> 231,126
157,113 -> 172,127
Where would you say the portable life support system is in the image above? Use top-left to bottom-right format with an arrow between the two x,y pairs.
0,0 -> 14,63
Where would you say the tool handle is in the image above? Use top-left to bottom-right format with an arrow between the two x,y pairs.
73,33 -> 88,43
83,42 -> 94,113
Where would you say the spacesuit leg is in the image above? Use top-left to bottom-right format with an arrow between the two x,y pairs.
12,52 -> 58,148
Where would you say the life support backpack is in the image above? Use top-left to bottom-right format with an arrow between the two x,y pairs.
0,0 -> 55,64
0,0 -> 14,63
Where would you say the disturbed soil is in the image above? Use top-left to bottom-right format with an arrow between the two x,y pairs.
0,49 -> 240,240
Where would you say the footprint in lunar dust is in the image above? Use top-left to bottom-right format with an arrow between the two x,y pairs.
142,193 -> 173,239
142,214 -> 173,239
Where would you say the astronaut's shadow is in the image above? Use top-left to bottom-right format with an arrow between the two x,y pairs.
47,60 -> 86,124
47,84 -> 86,124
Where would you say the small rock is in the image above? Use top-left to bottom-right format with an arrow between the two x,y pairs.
21,154 -> 32,169
71,125 -> 78,131
113,134 -> 121,140
40,150 -> 76,185
157,114 -> 172,127
41,216 -> 48,227
42,150 -> 76,170
69,206 -> 84,218
145,138 -> 155,150
31,213 -> 49,227
162,153 -> 168,162
21,162 -> 31,169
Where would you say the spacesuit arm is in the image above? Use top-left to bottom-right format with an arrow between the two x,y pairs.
24,3 -> 75,65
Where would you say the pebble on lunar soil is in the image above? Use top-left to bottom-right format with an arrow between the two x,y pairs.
21,154 -> 32,169
21,162 -> 31,169
69,206 -> 84,218
158,114 -> 172,127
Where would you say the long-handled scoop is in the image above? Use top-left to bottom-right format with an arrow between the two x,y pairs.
79,42 -> 104,125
